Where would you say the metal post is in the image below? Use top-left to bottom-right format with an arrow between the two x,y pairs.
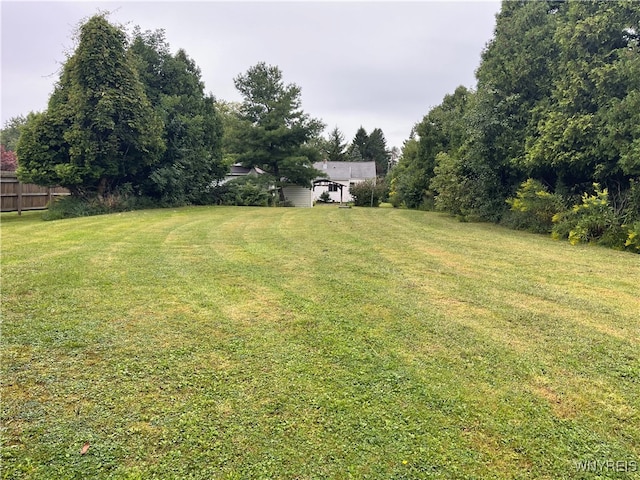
370,178 -> 374,207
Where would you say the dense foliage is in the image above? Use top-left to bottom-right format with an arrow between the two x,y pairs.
11,3 -> 638,244
391,0 -> 640,251
130,29 -> 225,205
349,178 -> 387,207
347,127 -> 391,175
503,179 -> 564,234
17,15 -> 165,197
0,115 -> 28,153
1,145 -> 18,172
208,176 -> 275,207
14,14 -> 225,212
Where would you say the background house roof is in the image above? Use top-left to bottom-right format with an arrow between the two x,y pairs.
312,161 -> 376,181
228,164 -> 266,176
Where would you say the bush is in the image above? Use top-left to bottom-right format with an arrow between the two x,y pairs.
387,177 -> 403,208
208,176 -> 274,207
318,191 -> 331,203
504,179 -> 564,233
621,178 -> 640,224
42,186 -> 159,220
43,196 -> 107,220
1,145 -> 17,171
349,178 -> 386,207
552,184 -> 627,248
624,222 -> 640,253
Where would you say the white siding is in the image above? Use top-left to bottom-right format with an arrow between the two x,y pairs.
282,186 -> 313,207
313,181 -> 351,203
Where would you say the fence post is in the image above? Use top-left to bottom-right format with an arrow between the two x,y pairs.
17,180 -> 22,216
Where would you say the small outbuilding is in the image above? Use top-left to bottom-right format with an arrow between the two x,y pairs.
220,160 -> 377,207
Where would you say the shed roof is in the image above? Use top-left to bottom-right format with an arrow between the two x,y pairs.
313,161 -> 376,181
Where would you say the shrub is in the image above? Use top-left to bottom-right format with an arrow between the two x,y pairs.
43,196 -> 108,220
624,222 -> 640,253
208,176 -> 274,207
1,145 -> 17,171
349,178 -> 385,207
504,179 -> 564,233
621,178 -> 640,224
42,185 -> 159,220
318,191 -> 331,203
552,184 -> 626,248
387,177 -> 403,208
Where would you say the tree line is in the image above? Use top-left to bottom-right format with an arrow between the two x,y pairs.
390,0 -> 639,252
0,14 -> 392,212
1,4 -> 638,252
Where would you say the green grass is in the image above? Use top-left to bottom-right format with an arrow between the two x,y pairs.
1,206 -> 639,479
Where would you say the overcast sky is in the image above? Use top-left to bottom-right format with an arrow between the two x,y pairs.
1,0 -> 501,149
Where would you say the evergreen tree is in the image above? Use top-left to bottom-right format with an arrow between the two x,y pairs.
348,127 -> 369,161
17,14 -> 165,197
526,0 -> 640,195
459,0 -> 563,220
398,0 -> 639,249
325,126 -> 348,162
232,62 -> 325,201
366,128 -> 390,175
130,29 -> 225,204
349,145 -> 364,162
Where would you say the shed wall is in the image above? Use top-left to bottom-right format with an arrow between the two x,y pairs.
282,186 -> 313,207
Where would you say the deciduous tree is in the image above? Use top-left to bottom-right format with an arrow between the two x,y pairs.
0,115 -> 28,152
1,145 -> 18,172
392,86 -> 471,209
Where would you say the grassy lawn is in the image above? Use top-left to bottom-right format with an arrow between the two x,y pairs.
1,206 -> 639,479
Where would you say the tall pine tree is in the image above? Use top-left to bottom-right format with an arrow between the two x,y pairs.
366,128 -> 390,175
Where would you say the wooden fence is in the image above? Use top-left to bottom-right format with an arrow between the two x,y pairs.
0,171 -> 70,214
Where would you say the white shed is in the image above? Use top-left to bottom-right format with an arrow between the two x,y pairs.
282,185 -> 313,207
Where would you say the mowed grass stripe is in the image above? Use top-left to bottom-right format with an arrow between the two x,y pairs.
2,206 -> 639,479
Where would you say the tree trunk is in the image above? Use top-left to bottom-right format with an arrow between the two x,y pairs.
97,177 -> 108,198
